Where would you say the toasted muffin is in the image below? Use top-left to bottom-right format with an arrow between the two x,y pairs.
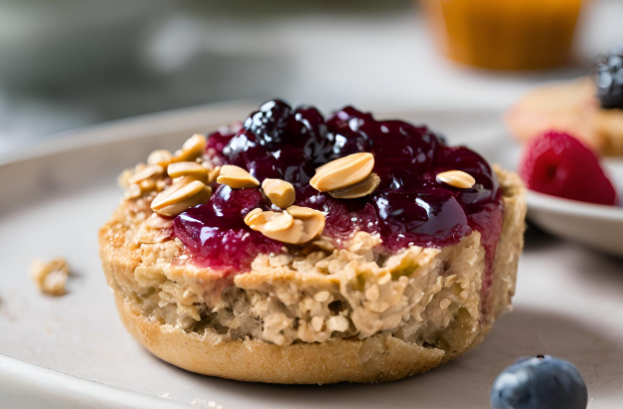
99,102 -> 527,384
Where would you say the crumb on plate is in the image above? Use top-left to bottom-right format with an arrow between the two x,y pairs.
31,257 -> 70,296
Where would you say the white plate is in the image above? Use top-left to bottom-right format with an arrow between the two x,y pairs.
1,103 -> 623,409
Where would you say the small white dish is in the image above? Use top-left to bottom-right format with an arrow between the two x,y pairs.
483,139 -> 623,257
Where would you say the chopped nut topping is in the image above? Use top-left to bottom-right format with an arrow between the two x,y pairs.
174,134 -> 207,162
117,169 -> 133,188
31,257 -> 70,296
260,219 -> 305,244
310,152 -> 374,192
286,205 -> 326,243
262,178 -> 296,208
168,161 -> 209,183
436,170 -> 476,189
207,166 -> 221,184
151,177 -> 211,216
217,165 -> 259,189
128,165 -> 164,185
262,212 -> 294,233
147,149 -> 174,168
244,206 -> 325,245
244,209 -> 283,230
329,172 -> 380,199
243,208 -> 264,226
124,184 -> 142,200
139,179 -> 157,192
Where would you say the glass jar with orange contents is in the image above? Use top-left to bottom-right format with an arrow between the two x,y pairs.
422,0 -> 585,71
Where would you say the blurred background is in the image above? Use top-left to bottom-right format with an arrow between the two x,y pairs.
1,0 -> 622,154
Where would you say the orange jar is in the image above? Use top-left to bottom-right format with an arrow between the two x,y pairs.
422,0 -> 585,71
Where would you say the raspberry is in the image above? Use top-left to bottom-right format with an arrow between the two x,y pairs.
519,132 -> 618,206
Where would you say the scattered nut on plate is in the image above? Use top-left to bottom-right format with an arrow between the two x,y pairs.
31,257 -> 70,296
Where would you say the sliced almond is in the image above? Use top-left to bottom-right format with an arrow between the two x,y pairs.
174,134 -> 207,162
329,172 -> 380,199
151,178 -> 211,216
147,150 -> 174,167
128,165 -> 164,185
262,178 -> 295,209
436,170 -> 476,189
217,165 -> 259,189
310,152 -> 374,192
168,161 -> 209,183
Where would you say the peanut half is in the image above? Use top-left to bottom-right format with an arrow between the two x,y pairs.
147,149 -> 174,168
310,152 -> 374,192
31,257 -> 70,296
151,177 -> 211,216
217,165 -> 259,189
285,206 -> 325,243
245,209 -> 281,230
202,163 -> 221,184
243,206 -> 325,245
329,172 -> 380,199
262,178 -> 295,209
436,170 -> 476,189
174,134 -> 207,162
168,161 -> 209,183
128,165 -> 164,185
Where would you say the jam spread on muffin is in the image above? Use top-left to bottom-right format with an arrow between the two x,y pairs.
172,101 -> 503,287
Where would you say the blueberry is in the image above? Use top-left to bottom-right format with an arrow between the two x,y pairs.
490,355 -> 588,409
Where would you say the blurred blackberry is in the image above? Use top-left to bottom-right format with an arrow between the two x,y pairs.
243,99 -> 297,146
595,46 -> 623,109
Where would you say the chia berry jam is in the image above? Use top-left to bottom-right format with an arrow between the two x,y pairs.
173,100 -> 503,283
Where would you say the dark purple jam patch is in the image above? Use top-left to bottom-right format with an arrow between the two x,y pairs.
172,100 -> 503,279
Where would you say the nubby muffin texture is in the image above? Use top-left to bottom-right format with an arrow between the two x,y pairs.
99,101 -> 526,384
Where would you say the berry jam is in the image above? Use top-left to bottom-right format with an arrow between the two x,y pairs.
172,100 -> 503,286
